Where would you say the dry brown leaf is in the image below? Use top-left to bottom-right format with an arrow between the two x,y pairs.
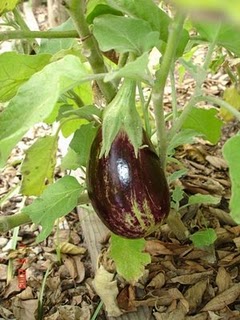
185,313 -> 208,320
4,277 -> 21,298
0,305 -> 14,318
117,285 -> 136,312
93,265 -> 122,317
58,241 -> 86,255
0,263 -> 7,280
201,283 -> 240,311
147,272 -> 165,289
58,305 -> 90,320
145,240 -> 173,256
12,298 -> 38,320
62,254 -> 77,279
72,256 -> 85,283
47,276 -> 60,291
205,155 -> 228,169
184,279 -> 208,312
170,271 -> 213,285
17,286 -> 34,300
233,236 -> 240,250
216,267 -> 232,293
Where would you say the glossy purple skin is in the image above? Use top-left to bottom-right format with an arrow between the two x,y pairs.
86,128 -> 170,238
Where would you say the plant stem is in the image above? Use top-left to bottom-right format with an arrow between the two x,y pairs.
12,7 -> 38,53
64,0 -> 116,103
168,21 -> 222,143
0,192 -> 90,233
0,29 -> 78,41
170,64 -> 178,121
152,12 -> 185,169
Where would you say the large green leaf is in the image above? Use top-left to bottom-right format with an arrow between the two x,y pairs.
0,52 -> 51,102
110,234 -> 151,283
222,134 -> 240,223
70,123 -> 98,167
0,55 -> 90,168
106,0 -> 189,56
93,14 -> 159,55
22,176 -> 83,242
194,22 -> 240,56
20,136 -> 58,196
107,0 -> 170,42
181,107 -> 223,144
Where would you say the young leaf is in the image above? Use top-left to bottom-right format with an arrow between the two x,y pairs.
70,123 -> 99,167
61,148 -> 82,170
0,55 -> 90,168
189,228 -> 217,248
22,176 -> 83,243
0,0 -> 18,14
222,134 -> 240,223
21,136 -> 58,196
0,52 -> 51,102
87,3 -> 122,24
182,107 -> 223,144
105,53 -> 152,84
110,233 -> 151,283
167,128 -> 201,154
219,86 -> 240,122
188,194 -> 221,206
93,14 -> 159,55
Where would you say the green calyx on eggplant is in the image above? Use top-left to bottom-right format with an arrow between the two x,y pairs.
86,128 -> 170,239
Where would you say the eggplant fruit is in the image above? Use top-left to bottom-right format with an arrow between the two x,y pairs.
86,128 -> 170,239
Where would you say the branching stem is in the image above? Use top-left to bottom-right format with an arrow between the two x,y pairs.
152,12 -> 185,169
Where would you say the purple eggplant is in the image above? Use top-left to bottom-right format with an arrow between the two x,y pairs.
86,128 -> 170,238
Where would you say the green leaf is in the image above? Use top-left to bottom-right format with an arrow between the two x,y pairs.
168,169 -> 187,184
87,3 -> 122,24
107,0 -> 170,42
0,55 -> 90,168
105,53 -> 152,84
189,228 -> 217,248
194,22 -> 240,56
60,105 -> 102,122
188,194 -> 221,206
70,123 -> 98,167
167,128 -> 201,154
182,107 -> 223,144
0,52 -> 51,102
0,0 -> 18,14
22,176 -> 83,242
110,233 -> 151,283
39,19 -> 77,54
107,0 -> 189,57
20,136 -> 58,196
93,14 -> 159,55
171,185 -> 184,210
61,148 -> 82,170
222,134 -> 240,223
101,79 -> 142,157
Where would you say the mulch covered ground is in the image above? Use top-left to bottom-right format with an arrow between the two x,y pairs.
1,4 -> 240,320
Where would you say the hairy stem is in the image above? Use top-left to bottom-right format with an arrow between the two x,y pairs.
152,13 -> 185,169
0,29 -> 78,41
64,0 -> 116,103
0,192 -> 90,233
